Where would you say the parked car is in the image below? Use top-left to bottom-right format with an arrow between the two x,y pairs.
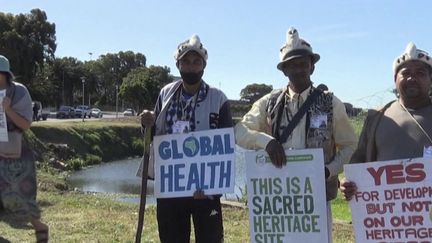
32,101 -> 49,121
75,105 -> 91,118
90,108 -> 103,118
123,108 -> 136,116
56,106 -> 75,119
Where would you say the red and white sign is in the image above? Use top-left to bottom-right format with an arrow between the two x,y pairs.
345,158 -> 432,243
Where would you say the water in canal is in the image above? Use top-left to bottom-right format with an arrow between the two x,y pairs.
67,146 -> 248,204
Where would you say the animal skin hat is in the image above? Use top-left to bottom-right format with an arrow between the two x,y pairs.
393,42 -> 432,74
174,34 -> 208,62
277,27 -> 320,71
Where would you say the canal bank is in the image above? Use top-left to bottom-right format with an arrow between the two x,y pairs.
28,118 -> 144,170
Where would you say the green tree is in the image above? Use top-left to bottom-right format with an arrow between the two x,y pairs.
92,51 -> 146,106
46,57 -> 86,106
119,65 -> 172,112
0,9 -> 56,84
82,60 -> 98,107
29,63 -> 57,106
240,83 -> 273,104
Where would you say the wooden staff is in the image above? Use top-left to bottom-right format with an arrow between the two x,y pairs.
135,126 -> 152,243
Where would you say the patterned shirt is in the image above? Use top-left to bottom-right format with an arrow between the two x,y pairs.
235,85 -> 357,178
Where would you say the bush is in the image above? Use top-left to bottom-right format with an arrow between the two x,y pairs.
84,153 -> 102,165
132,137 -> 144,155
67,158 -> 85,170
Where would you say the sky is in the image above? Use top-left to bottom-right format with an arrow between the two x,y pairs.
2,0 -> 432,108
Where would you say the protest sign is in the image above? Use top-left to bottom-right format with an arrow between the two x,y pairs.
0,90 -> 8,141
245,148 -> 328,243
154,128 -> 235,198
345,158 -> 432,243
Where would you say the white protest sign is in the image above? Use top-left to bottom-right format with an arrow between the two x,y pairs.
0,90 -> 8,142
345,158 -> 432,243
245,148 -> 328,243
153,127 -> 235,198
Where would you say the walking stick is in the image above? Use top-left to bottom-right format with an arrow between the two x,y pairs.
135,126 -> 152,243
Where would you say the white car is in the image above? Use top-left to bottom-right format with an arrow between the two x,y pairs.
123,108 -> 136,116
90,108 -> 103,118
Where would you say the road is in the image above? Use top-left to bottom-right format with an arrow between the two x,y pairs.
38,112 -> 130,122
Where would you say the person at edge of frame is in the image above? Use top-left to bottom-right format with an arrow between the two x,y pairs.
340,42 -> 432,202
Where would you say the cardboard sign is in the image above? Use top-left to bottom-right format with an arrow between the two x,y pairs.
245,148 -> 328,243
153,128 -> 235,198
0,90 -> 8,142
345,158 -> 432,243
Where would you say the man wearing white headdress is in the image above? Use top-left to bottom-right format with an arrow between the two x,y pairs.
235,27 -> 357,242
140,34 -> 232,243
340,43 -> 432,200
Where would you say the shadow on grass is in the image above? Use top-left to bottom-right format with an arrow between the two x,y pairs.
0,236 -> 12,243
38,199 -> 54,208
0,215 -> 33,230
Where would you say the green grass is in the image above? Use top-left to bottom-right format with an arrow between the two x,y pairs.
0,189 -> 354,242
331,192 -> 352,222
328,114 -> 366,223
0,169 -> 355,242
0,168 -> 355,242
350,112 -> 366,137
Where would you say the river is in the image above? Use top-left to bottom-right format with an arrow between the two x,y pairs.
67,146 -> 248,204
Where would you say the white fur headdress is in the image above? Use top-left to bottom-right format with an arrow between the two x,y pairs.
393,42 -> 432,74
174,34 -> 208,62
277,27 -> 320,70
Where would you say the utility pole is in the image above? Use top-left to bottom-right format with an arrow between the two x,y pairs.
88,52 -> 93,107
116,83 -> 119,118
81,77 -> 86,122
62,70 -> 65,105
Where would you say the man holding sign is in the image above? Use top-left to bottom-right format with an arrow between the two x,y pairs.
340,42 -> 432,200
340,43 -> 432,243
140,35 -> 233,243
235,27 -> 356,242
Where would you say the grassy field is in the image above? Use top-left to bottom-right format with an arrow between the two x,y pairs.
0,171 -> 354,243
0,189 -> 354,242
0,168 -> 355,242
